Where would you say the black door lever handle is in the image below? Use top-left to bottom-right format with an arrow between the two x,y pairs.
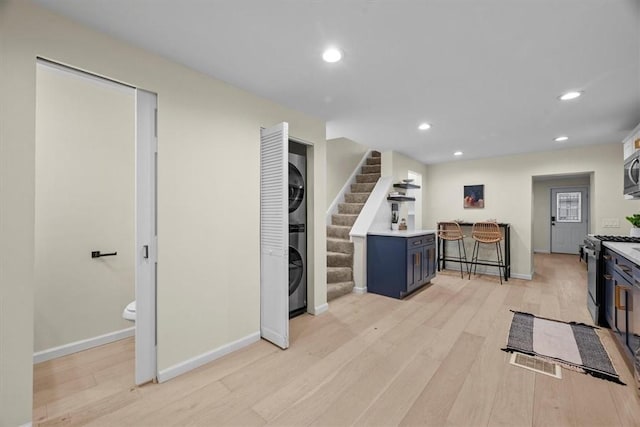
91,251 -> 117,258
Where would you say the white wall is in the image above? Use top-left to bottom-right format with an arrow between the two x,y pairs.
34,64 -> 136,352
532,175 -> 590,253
425,143 -> 639,278
381,151 -> 429,230
326,137 -> 369,207
0,1 -> 326,425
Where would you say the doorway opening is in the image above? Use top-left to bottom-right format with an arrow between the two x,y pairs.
33,59 -> 157,413
532,173 -> 592,255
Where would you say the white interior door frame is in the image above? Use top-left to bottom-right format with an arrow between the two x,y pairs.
35,59 -> 157,384
135,89 -> 158,384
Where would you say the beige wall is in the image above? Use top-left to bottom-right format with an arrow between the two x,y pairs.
34,64 -> 135,352
425,143 -> 639,278
0,1 -> 326,425
326,137 -> 369,207
532,176 -> 590,253
381,151 -> 429,229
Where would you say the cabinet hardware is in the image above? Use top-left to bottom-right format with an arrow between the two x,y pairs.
143,245 -> 149,259
603,254 -> 612,260
603,274 -> 613,280
615,284 -> 631,310
617,264 -> 632,275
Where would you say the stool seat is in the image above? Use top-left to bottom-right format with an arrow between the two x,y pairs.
470,221 -> 505,284
437,221 -> 469,278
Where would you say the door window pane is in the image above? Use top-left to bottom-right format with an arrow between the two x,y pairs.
556,192 -> 581,222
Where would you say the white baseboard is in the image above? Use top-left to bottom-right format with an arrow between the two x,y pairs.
20,422 -> 32,427
157,331 -> 260,383
33,327 -> 135,364
534,249 -> 550,254
352,286 -> 367,294
313,303 -> 329,315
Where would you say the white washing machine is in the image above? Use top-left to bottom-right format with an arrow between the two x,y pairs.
288,144 -> 307,316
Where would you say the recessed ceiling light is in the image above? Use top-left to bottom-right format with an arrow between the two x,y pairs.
322,47 -> 342,63
418,123 -> 431,130
554,136 -> 569,142
559,91 -> 582,101
454,151 -> 463,156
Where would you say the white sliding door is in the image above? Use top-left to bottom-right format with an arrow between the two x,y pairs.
260,123 -> 289,349
135,89 -> 157,384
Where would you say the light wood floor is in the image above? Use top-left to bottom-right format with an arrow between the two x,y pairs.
33,254 -> 640,426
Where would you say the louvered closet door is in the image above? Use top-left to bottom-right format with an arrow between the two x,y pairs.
260,123 -> 289,349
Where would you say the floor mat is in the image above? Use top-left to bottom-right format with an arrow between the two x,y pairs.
502,310 -> 624,384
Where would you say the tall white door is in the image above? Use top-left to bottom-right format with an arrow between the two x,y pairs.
260,123 -> 289,349
551,187 -> 588,254
135,89 -> 158,385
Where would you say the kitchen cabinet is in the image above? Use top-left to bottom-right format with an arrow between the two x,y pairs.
603,246 -> 639,370
367,232 -> 436,299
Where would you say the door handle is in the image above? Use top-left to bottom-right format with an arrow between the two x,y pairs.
143,245 -> 149,259
629,158 -> 639,185
91,250 -> 117,258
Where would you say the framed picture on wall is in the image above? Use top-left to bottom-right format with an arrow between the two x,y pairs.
464,184 -> 484,208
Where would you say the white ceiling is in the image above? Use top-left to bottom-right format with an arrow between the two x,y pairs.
34,0 -> 640,164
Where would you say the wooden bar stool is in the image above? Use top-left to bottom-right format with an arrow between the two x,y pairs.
437,221 -> 469,278
469,221 -> 505,284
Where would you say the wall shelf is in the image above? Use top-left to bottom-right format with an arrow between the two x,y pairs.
393,183 -> 421,189
387,196 -> 415,202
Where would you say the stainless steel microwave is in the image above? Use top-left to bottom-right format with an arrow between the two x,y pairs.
625,151 -> 640,197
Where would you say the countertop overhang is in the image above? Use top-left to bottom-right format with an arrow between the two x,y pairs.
603,241 -> 640,265
367,229 -> 436,238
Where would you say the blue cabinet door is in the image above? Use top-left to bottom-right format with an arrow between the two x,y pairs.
407,247 -> 422,292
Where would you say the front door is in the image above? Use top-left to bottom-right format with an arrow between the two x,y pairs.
550,187 -> 588,254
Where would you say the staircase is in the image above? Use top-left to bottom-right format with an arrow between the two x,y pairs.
327,151 -> 381,301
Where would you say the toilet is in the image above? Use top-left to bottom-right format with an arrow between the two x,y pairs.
122,301 -> 136,321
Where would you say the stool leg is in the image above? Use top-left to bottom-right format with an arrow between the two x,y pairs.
495,242 -> 503,285
473,242 -> 480,276
469,240 -> 478,280
461,238 -> 470,276
456,239 -> 464,278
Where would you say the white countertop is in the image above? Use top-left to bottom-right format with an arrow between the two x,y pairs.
603,241 -> 640,265
367,229 -> 436,238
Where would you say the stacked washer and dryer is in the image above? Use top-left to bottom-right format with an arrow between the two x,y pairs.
288,142 -> 307,317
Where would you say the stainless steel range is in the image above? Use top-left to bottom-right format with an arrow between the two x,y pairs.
583,234 -> 640,326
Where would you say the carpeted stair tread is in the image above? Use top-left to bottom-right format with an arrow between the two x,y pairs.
327,266 -> 353,283
361,164 -> 381,174
331,214 -> 359,227
345,193 -> 370,204
351,183 -> 376,193
327,251 -> 353,267
328,281 -> 355,301
338,203 -> 365,215
355,173 -> 381,183
371,151 -> 381,157
327,238 -> 354,254
327,225 -> 351,240
366,157 -> 381,165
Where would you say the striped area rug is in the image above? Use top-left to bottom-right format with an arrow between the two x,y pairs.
503,311 -> 624,384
